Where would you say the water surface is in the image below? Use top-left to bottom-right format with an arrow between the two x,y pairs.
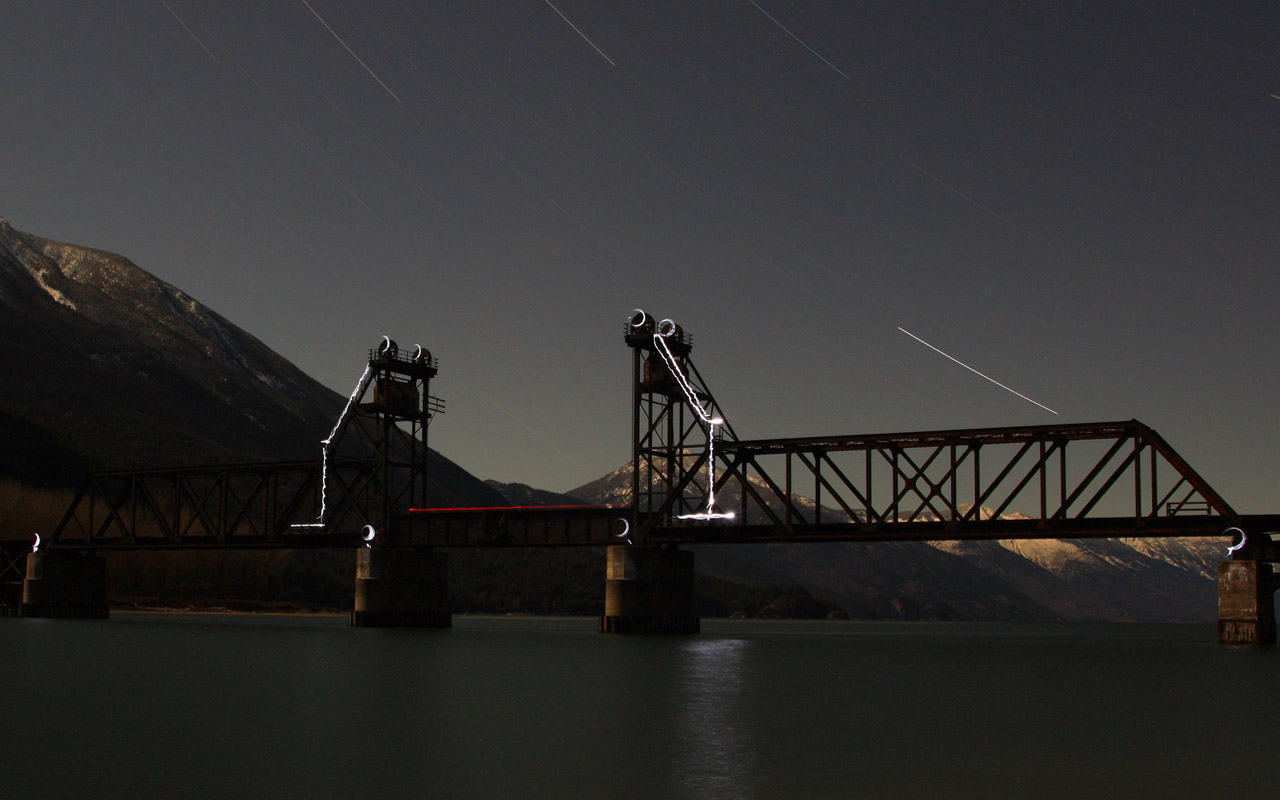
2,614 -> 1276,799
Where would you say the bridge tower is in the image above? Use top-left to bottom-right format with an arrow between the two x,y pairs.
339,339 -> 452,627
602,311 -> 733,633
623,310 -> 735,527
324,338 -> 442,540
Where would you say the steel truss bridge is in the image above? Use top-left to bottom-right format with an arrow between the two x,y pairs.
19,315 -> 1275,560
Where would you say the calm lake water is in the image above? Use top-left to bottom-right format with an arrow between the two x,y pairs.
2,614 -> 1277,799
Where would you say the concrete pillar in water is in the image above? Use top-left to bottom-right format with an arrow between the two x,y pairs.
22,551 -> 109,619
1217,560 -> 1276,645
351,548 -> 450,628
600,545 -> 699,634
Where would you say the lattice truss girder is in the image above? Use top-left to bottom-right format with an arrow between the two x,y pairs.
698,421 -> 1235,529
635,393 -> 716,518
1,541 -> 28,582
50,462 -> 381,546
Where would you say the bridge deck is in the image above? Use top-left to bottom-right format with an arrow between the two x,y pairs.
402,505 -> 625,548
396,508 -> 1275,549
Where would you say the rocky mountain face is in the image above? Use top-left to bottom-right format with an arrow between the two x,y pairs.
567,460 -> 1230,622
0,216 -> 500,507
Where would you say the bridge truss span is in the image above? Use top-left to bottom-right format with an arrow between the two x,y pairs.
51,461 -> 367,549
624,312 -> 1249,545
651,419 -> 1246,543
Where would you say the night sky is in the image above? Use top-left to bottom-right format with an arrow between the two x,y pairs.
3,2 -> 1277,510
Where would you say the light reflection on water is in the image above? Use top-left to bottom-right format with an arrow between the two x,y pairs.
674,639 -> 755,799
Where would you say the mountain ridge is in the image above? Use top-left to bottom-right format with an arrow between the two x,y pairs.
0,215 -> 501,508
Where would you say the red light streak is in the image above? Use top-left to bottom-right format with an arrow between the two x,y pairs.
408,504 -> 615,513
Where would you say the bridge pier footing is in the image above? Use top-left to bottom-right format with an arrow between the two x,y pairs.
21,551 -> 109,619
600,545 -> 699,634
1217,560 -> 1276,645
351,548 -> 451,628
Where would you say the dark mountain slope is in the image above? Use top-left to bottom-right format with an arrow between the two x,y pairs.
0,215 -> 501,510
1,215 -> 340,469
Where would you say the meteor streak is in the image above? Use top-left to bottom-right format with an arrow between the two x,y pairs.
899,155 -> 1038,238
160,0 -> 216,60
542,0 -> 616,66
747,0 -> 849,81
898,327 -> 1058,415
300,0 -> 401,102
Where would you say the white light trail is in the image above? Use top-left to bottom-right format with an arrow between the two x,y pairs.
678,511 -> 737,521
32,533 -> 40,553
1225,527 -> 1246,555
291,359 -> 375,530
299,0 -> 401,102
616,518 -> 632,545
747,0 -> 850,81
646,317 -> 733,520
897,327 -> 1058,415
542,0 -> 616,66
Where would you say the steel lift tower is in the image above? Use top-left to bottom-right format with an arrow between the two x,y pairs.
338,338 -> 451,626
603,310 -> 735,633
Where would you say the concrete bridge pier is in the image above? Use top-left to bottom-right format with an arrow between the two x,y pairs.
21,550 -> 109,619
351,548 -> 450,628
600,545 -> 699,633
1217,560 -> 1276,645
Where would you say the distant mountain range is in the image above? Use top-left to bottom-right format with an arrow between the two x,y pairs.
1,216 -> 1228,621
